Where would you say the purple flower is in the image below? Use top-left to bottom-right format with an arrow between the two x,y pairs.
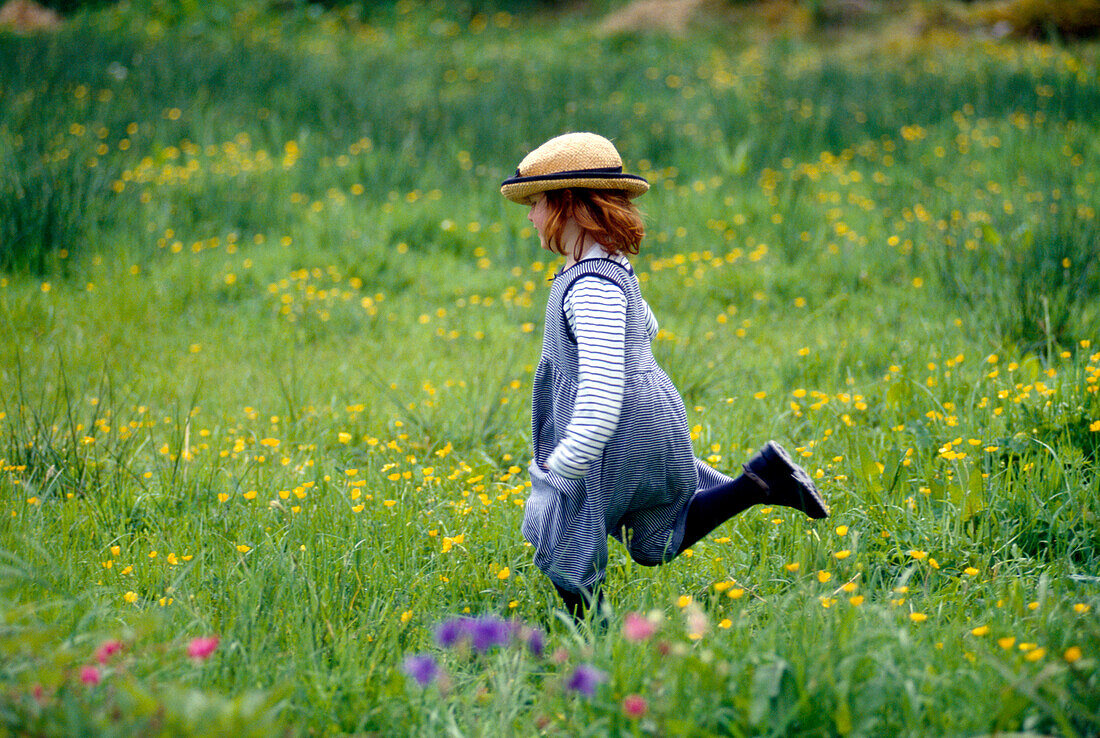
433,615 -> 535,654
469,616 -> 513,653
434,617 -> 468,648
524,626 -> 546,657
402,653 -> 439,687
566,664 -> 605,697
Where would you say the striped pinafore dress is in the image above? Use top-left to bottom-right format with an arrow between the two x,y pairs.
523,257 -> 737,593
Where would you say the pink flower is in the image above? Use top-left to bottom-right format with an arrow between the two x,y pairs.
622,612 -> 656,642
95,639 -> 123,664
79,665 -> 101,686
187,636 -> 219,660
622,693 -> 648,718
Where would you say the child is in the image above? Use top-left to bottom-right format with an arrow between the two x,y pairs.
500,132 -> 829,619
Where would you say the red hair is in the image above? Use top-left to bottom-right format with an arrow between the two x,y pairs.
541,188 -> 645,261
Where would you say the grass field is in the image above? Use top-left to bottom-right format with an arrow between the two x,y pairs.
1,1 -> 1099,734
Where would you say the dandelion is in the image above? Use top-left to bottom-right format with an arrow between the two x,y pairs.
849,595 -> 865,606
402,654 -> 439,687
123,591 -> 138,604
566,664 -> 605,697
835,525 -> 848,536
718,618 -> 733,628
623,612 -> 657,642
970,625 -> 990,636
841,582 -> 857,593
908,549 -> 928,560
1025,648 -> 1046,662
676,595 -> 692,608
622,694 -> 648,718
909,612 -> 928,623
1064,646 -> 1082,663
817,570 -> 832,583
400,610 -> 413,624
187,636 -> 219,660
997,637 -> 1016,650
79,665 -> 101,686
964,567 -> 979,576
834,550 -> 851,560
785,562 -> 801,572
497,567 -> 511,580
1073,603 -> 1091,614
236,544 -> 251,553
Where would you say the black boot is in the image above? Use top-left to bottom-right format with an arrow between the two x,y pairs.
743,441 -> 829,519
554,582 -> 604,625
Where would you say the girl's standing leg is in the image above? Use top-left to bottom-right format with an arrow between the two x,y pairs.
554,581 -> 604,623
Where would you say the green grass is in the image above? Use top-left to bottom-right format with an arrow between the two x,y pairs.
1,1 -> 1099,735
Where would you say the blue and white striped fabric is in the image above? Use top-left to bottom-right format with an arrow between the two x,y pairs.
544,276 -> 628,478
524,256 -> 735,593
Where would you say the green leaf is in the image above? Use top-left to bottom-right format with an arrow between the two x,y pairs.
750,658 -> 789,724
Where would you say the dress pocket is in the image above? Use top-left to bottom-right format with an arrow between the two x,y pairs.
523,462 -> 586,573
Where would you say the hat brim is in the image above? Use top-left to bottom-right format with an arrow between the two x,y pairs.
500,172 -> 649,205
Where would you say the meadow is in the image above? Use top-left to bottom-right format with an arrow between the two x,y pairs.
1,0 -> 1099,734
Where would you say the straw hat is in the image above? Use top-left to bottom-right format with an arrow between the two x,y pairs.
500,132 -> 649,205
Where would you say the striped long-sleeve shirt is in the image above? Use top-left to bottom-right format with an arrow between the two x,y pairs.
545,257 -> 659,479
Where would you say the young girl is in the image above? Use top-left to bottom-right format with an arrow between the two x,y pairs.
501,132 -> 828,618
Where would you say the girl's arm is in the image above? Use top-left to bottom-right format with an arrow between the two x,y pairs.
641,299 -> 658,340
545,276 -> 626,479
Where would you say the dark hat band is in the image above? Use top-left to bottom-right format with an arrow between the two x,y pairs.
500,166 -> 648,189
